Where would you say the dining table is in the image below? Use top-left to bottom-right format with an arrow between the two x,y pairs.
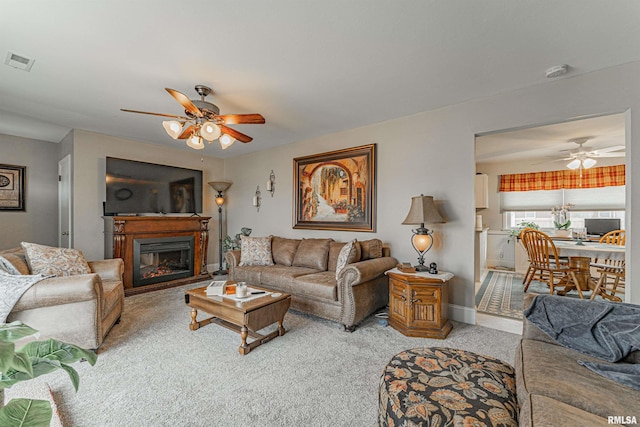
551,239 -> 625,296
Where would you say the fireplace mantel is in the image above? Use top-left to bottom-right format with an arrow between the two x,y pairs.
104,216 -> 211,295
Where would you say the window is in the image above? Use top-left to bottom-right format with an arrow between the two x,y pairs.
501,186 -> 625,231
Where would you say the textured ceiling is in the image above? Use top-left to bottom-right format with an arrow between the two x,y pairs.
1,1 -> 639,158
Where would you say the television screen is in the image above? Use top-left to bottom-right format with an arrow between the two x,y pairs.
105,157 -> 203,215
585,218 -> 621,237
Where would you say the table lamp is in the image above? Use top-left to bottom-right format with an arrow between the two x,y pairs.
402,195 -> 444,271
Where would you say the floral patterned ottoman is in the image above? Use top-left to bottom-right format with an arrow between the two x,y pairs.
379,347 -> 518,427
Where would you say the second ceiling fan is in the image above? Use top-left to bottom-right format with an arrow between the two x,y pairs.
561,137 -> 625,170
121,84 -> 265,150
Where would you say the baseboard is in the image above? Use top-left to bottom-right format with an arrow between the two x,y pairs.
448,304 -> 476,325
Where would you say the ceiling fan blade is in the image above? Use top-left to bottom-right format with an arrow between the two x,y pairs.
165,88 -> 203,118
218,114 -> 265,125
178,125 -> 195,140
596,152 -> 626,158
120,109 -> 189,120
220,125 -> 253,143
595,145 -> 625,154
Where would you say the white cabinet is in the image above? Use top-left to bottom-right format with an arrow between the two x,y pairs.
515,239 -> 529,275
475,228 -> 488,282
475,174 -> 489,209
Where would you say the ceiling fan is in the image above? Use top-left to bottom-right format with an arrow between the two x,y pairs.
121,85 -> 265,150
559,137 -> 625,170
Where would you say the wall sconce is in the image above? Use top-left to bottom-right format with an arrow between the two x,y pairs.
402,195 -> 445,271
253,186 -> 261,212
267,170 -> 275,197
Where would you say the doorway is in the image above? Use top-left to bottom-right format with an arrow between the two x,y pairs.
58,155 -> 71,248
473,113 -> 627,330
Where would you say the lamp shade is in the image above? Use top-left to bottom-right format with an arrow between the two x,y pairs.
186,135 -> 204,150
567,159 -> 581,170
402,195 -> 444,225
200,121 -> 222,142
208,181 -> 232,193
219,133 -> 236,149
582,157 -> 597,169
162,120 -> 183,139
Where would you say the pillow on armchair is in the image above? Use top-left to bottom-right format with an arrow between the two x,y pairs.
21,242 -> 92,277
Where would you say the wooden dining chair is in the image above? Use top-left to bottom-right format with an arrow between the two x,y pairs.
520,229 -> 583,297
599,229 -> 625,246
590,229 -> 625,302
519,228 -> 542,285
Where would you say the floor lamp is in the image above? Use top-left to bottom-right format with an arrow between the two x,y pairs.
208,181 -> 232,275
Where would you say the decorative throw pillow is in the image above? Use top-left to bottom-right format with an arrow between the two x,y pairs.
271,237 -> 301,266
239,236 -> 275,266
21,242 -> 92,277
335,240 -> 358,279
359,239 -> 383,260
0,254 -> 30,275
292,238 -> 332,270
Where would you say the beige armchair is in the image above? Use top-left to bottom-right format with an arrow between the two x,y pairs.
3,249 -> 124,350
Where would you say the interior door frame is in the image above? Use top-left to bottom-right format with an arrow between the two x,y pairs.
58,155 -> 72,248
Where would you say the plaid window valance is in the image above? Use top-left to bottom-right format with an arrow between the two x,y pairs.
499,165 -> 625,192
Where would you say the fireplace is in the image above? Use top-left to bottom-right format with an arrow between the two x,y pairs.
133,236 -> 195,287
105,216 -> 210,296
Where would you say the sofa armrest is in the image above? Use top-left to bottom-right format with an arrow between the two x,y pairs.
338,256 -> 398,286
88,258 -> 124,281
225,250 -> 241,278
13,274 -> 103,312
338,256 -> 397,329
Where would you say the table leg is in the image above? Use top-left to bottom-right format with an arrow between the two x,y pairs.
239,326 -> 250,355
278,319 -> 286,336
189,308 -> 199,330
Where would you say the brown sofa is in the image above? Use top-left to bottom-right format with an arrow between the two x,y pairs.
226,237 -> 397,331
2,248 -> 125,350
516,293 -> 640,426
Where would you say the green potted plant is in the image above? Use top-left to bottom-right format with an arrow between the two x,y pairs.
0,321 -> 97,427
508,221 -> 540,242
222,227 -> 252,254
551,204 -> 574,237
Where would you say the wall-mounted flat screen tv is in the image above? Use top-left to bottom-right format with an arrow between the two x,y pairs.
105,157 -> 203,215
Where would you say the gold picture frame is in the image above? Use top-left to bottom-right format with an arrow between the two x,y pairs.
293,144 -> 376,231
0,164 -> 26,211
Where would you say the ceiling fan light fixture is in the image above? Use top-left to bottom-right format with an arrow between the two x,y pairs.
219,133 -> 236,149
582,157 -> 597,169
162,120 -> 183,139
567,159 -> 581,170
186,135 -> 205,150
200,121 -> 221,142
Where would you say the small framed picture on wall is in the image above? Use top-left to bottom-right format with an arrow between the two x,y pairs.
0,164 -> 26,211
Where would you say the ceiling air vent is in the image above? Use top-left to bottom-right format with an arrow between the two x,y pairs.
4,51 -> 35,72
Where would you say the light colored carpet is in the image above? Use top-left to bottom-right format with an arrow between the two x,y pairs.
9,281 -> 521,427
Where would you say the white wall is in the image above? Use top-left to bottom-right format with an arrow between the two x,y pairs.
225,61 -> 640,313
0,133 -> 59,249
70,130 -> 225,262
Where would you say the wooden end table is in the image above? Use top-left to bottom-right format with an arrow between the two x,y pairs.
386,269 -> 454,339
184,285 -> 291,355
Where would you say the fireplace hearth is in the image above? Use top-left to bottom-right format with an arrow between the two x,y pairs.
133,236 -> 194,287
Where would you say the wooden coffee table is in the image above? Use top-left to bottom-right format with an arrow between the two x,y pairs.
184,285 -> 291,355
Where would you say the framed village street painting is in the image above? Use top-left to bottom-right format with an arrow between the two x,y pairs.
0,164 -> 26,211
293,144 -> 375,231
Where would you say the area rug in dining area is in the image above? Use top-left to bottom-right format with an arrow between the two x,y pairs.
475,270 -> 589,320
